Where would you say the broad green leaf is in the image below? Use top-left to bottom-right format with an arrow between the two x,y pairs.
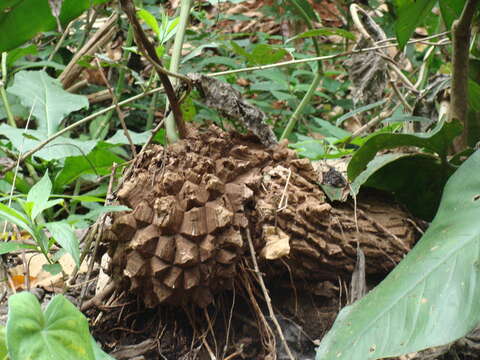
230,42 -> 288,66
0,93 -> 29,120
0,124 -> 98,161
6,44 -> 38,66
250,81 -> 288,92
91,339 -> 115,360
0,242 -> 36,255
271,91 -> 297,101
248,44 -> 288,66
106,130 -> 151,145
352,153 -> 452,220
45,221 -> 80,266
181,42 -> 219,64
0,203 -> 34,235
7,292 -> 95,360
350,153 -> 412,195
27,171 -> 52,220
14,60 -> 66,71
287,28 -> 356,43
230,41 -> 250,59
335,99 -> 387,126
137,8 -> 160,35
439,0 -> 465,29
54,145 -> 124,189
311,118 -> 351,139
394,0 -> 437,49
290,135 -> 353,160
3,171 -> 31,194
8,71 -> 89,135
347,119 -> 463,180
0,0 -> 110,52
195,55 -> 240,69
316,149 -> 480,359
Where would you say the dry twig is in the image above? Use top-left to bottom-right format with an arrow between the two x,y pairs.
244,227 -> 295,360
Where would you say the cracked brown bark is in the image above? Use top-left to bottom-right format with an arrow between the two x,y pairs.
104,126 -> 419,308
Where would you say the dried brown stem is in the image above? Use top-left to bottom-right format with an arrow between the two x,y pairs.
119,0 -> 186,138
244,227 -> 295,360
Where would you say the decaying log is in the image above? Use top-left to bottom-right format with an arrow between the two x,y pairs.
104,125 -> 419,307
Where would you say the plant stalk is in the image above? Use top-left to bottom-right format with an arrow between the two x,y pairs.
450,0 -> 479,150
165,0 -> 193,143
280,0 -> 323,140
1,53 -> 15,127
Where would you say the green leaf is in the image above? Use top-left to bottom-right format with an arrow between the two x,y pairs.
0,241 -> 36,255
137,8 -> 160,35
287,28 -> 356,43
439,0 -> 465,29
394,0 -> 437,49
27,171 -> 52,220
0,124 -> 98,161
106,130 -> 151,145
350,153 -> 411,195
6,45 -> 38,66
0,93 -> 29,120
58,195 -> 105,203
3,171 -> 31,194
248,44 -> 288,66
0,203 -> 33,235
335,99 -> 387,126
0,0 -> 110,52
91,339 -> 115,360
45,222 -> 80,267
8,71 -> 89,135
347,119 -> 463,181
54,144 -> 124,189
316,149 -> 480,359
468,78 -> 480,112
352,153 -> 452,220
311,118 -> 351,139
289,0 -> 318,22
7,292 -> 95,360
0,327 -> 6,360
42,263 -> 63,275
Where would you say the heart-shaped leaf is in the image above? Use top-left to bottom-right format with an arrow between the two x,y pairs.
7,292 -> 95,360
316,149 -> 480,359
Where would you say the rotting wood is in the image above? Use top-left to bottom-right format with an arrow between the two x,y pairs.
104,125 -> 419,308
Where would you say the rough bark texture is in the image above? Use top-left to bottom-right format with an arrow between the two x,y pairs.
104,125 -> 418,307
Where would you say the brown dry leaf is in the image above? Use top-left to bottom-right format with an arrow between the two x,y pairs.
236,78 -> 250,87
8,253 -> 88,292
260,226 -> 290,260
